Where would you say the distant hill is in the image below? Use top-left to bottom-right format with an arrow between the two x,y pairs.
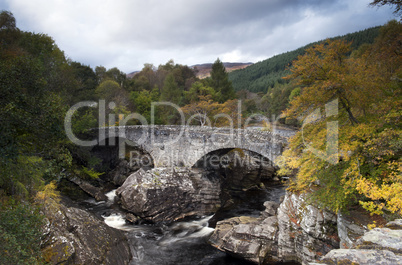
126,71 -> 140,79
126,62 -> 252,79
192,62 -> 253,79
229,26 -> 381,93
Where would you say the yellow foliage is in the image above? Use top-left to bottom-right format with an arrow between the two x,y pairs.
278,21 -> 402,215
35,181 -> 61,208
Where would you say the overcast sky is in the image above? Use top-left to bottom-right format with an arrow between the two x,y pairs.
0,0 -> 396,73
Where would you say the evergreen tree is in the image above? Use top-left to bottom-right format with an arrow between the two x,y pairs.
210,58 -> 236,103
160,73 -> 181,104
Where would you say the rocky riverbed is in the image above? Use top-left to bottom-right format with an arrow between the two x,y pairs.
43,147 -> 401,265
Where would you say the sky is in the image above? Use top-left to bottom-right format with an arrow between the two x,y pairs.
0,0 -> 396,73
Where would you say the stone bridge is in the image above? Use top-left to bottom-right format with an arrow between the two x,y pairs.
93,125 -> 293,168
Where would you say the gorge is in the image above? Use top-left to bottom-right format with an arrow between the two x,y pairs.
47,126 -> 402,265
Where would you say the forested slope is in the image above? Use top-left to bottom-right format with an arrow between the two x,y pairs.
230,26 -> 381,93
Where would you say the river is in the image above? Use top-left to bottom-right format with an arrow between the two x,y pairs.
79,184 -> 295,265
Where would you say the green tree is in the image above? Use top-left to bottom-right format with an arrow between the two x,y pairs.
0,201 -> 45,265
159,73 -> 182,124
0,10 -> 16,30
160,73 -> 181,104
209,58 -> 236,102
183,80 -> 218,104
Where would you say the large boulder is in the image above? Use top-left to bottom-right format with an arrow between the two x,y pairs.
209,202 -> 280,264
209,191 -> 339,264
116,167 -> 221,223
41,198 -> 131,265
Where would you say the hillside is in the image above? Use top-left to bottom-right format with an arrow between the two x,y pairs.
126,62 -> 252,79
192,62 -> 253,79
229,26 -> 381,93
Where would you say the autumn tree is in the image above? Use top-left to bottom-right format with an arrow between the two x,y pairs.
214,99 -> 243,128
284,39 -> 360,125
278,21 -> 402,216
181,95 -> 219,126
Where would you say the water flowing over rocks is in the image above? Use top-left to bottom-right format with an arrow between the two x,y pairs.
116,167 -> 221,223
40,198 -> 131,265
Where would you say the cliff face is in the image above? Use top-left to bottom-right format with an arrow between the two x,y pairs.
209,191 -> 402,265
209,191 -> 339,264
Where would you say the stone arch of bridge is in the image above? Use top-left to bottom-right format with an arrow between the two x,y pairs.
190,145 -> 274,169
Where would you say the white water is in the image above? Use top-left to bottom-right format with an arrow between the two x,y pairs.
82,184 -> 287,265
105,189 -> 117,203
158,215 -> 215,246
103,213 -> 134,231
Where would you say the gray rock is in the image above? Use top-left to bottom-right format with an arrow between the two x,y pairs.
41,198 -> 131,265
209,190 -> 402,265
107,159 -> 138,186
208,215 -> 279,264
337,211 -> 366,249
116,167 -> 221,223
277,192 -> 339,263
262,201 -> 279,217
319,220 -> 402,265
126,213 -> 140,224
357,227 -> 402,253
385,219 -> 402,230
321,249 -> 402,265
210,192 -> 339,264
68,176 -> 107,201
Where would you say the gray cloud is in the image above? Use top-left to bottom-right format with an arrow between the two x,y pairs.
4,0 -> 395,72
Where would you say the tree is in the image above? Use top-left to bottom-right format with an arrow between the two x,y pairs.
160,73 -> 181,104
284,39 -> 360,125
95,80 -> 130,124
0,201 -> 45,265
278,22 -> 401,215
215,99 -> 243,128
181,95 -> 219,126
0,10 -> 16,30
183,81 -> 218,104
209,58 -> 236,103
130,88 -> 159,123
370,0 -> 402,18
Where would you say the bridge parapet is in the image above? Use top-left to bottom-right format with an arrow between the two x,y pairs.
94,125 -> 293,168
